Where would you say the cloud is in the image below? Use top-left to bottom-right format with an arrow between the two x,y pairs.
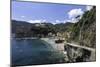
68,8 -> 84,19
55,20 -> 61,23
51,20 -> 59,25
67,8 -> 84,23
27,19 -> 46,23
55,19 -> 78,24
53,20 -> 66,24
86,6 -> 93,11
42,20 -> 46,22
66,18 -> 79,23
21,16 -> 25,18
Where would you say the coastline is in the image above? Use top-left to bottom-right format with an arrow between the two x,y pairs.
11,37 -> 65,51
40,38 -> 65,51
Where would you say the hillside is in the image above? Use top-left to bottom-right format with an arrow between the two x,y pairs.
68,6 -> 96,48
11,20 -> 33,33
11,20 -> 73,38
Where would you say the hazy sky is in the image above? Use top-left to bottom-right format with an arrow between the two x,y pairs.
12,1 -> 92,24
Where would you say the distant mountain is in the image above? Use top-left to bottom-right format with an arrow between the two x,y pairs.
11,20 -> 33,33
11,20 -> 73,33
54,22 -> 74,32
11,19 -> 75,38
12,20 -> 32,26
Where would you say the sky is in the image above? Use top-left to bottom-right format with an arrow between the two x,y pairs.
12,1 -> 93,24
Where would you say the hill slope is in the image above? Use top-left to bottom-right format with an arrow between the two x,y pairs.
69,6 -> 96,48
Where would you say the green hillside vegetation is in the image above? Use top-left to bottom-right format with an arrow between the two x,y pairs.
11,20 -> 73,38
68,6 -> 96,48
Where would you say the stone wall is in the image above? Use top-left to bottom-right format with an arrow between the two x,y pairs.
64,44 -> 96,62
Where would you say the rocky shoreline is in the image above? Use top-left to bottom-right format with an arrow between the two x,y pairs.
41,38 -> 96,62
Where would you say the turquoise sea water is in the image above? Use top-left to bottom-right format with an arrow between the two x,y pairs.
11,39 -> 66,66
